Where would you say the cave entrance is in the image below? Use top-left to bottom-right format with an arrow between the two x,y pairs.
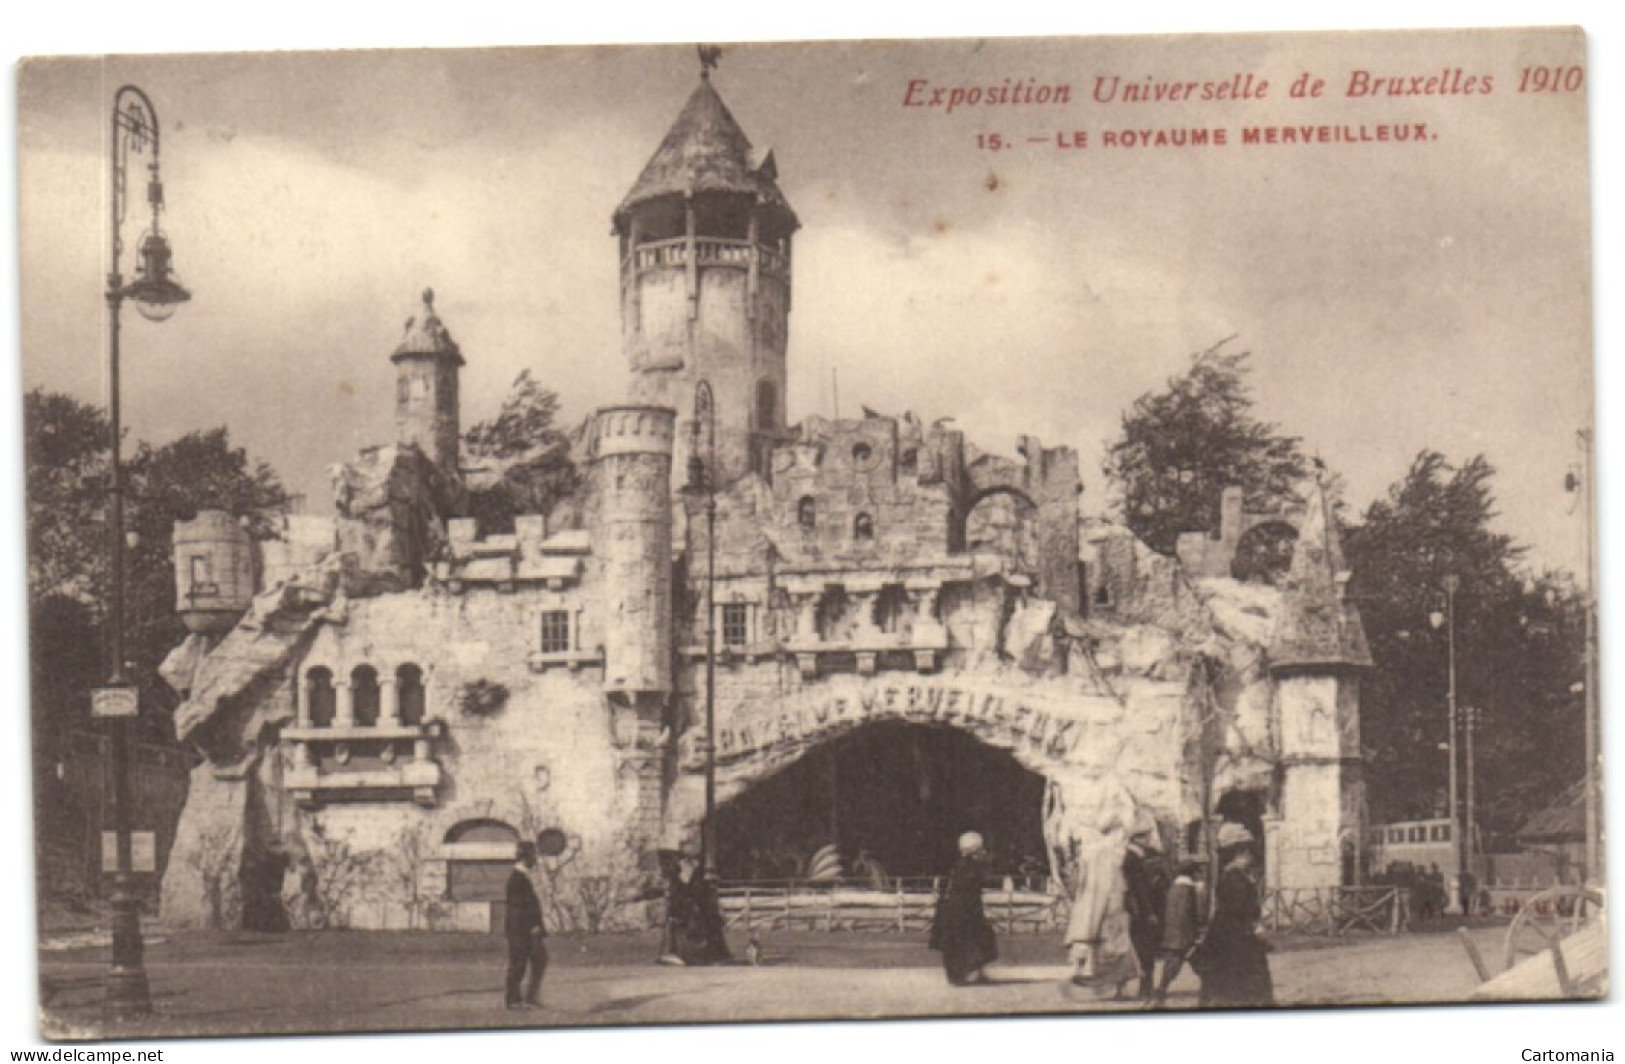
714,721 -> 1048,882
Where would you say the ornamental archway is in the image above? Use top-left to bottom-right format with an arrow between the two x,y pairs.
711,720 -> 1048,881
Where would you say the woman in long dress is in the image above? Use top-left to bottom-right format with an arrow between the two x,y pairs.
1197,825 -> 1274,1007
930,832 -> 998,986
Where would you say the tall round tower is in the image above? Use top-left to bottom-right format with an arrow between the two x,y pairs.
391,288 -> 464,477
592,404 -> 677,697
613,64 -> 798,486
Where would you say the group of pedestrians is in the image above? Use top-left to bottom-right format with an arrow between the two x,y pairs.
1108,821 -> 1272,1008
503,822 -> 1275,1011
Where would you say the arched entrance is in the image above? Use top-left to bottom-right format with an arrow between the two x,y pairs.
713,721 -> 1048,881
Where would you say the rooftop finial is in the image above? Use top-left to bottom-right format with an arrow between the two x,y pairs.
697,44 -> 722,80
422,287 -> 435,309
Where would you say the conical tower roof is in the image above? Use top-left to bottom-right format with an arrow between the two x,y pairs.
614,77 -> 797,232
391,288 -> 463,366
1268,478 -> 1372,671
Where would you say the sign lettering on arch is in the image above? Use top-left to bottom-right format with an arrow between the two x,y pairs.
675,677 -> 1123,771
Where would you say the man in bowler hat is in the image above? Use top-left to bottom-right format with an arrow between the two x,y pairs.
505,840 -> 547,1009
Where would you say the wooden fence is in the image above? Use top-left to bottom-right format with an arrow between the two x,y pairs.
1260,886 -> 1409,935
718,878 -> 1068,934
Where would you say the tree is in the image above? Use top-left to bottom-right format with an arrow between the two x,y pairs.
1103,339 -> 1310,556
1344,451 -> 1585,836
23,390 -> 292,744
462,370 -> 579,533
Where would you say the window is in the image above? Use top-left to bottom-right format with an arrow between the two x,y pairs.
721,603 -> 749,648
352,665 -> 380,727
306,668 -> 335,728
397,663 -> 425,727
851,442 -> 872,463
874,585 -> 907,634
1408,826 -> 1426,843
797,496 -> 816,530
900,448 -> 918,472
1388,828 -> 1404,844
188,555 -> 216,595
1431,824 -> 1453,842
853,513 -> 875,541
756,380 -> 777,430
540,610 -> 571,654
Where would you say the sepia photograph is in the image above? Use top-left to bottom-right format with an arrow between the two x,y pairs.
5,14 -> 1612,1053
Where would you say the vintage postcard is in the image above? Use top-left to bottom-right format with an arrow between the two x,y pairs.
16,27 -> 1603,1043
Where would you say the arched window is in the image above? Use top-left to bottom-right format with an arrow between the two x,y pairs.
306,667 -> 335,728
352,665 -> 380,727
853,513 -> 875,541
397,663 -> 426,727
797,496 -> 816,530
756,380 -> 777,430
851,442 -> 872,464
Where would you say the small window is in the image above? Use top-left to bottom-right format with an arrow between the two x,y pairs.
1436,824 -> 1453,842
540,610 -> 571,654
797,497 -> 816,530
306,667 -> 335,728
852,442 -> 872,463
188,555 -> 216,594
756,380 -> 777,430
352,665 -> 380,727
1389,828 -> 1404,844
397,663 -> 426,727
721,603 -> 749,648
900,449 -> 918,472
1408,826 -> 1426,843
853,513 -> 875,541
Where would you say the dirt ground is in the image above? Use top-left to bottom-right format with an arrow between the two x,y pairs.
35,921 -> 1559,1041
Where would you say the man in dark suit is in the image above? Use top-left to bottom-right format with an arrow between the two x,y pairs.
504,840 -> 547,1009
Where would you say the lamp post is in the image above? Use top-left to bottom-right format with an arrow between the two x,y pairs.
1428,573 -> 1463,914
100,85 -> 191,1019
1463,703 -> 1480,906
686,381 -> 718,882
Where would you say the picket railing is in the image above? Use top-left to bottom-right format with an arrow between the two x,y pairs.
717,877 -> 1068,934
1260,886 -> 1410,935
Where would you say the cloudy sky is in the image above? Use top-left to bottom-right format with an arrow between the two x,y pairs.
16,30 -> 1594,573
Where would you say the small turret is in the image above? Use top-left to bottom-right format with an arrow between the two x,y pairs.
173,510 -> 256,635
1268,480 -> 1372,671
392,288 -> 464,477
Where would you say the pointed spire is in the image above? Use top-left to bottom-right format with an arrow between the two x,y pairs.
392,287 -> 463,365
614,73 -> 797,234
1268,477 -> 1372,671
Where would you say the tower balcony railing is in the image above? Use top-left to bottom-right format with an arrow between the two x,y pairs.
625,236 -> 790,278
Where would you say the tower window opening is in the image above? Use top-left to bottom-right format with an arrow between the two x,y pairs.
852,442 -> 872,464
352,665 -> 380,727
397,663 -> 426,727
900,449 -> 918,473
721,603 -> 749,648
540,610 -> 572,655
756,380 -> 777,431
797,496 -> 817,530
853,513 -> 875,541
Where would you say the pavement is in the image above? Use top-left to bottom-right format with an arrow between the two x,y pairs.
36,924 -> 1527,1041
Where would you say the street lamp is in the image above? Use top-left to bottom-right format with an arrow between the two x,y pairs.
685,381 -> 718,882
1428,573 -> 1463,914
99,84 -> 191,1019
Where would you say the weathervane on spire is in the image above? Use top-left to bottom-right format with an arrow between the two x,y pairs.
697,44 -> 722,80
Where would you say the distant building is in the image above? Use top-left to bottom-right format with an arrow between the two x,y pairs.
158,65 -> 1372,934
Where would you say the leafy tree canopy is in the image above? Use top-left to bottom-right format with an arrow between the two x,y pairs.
25,389 -> 291,743
1104,339 -> 1310,556
462,370 -> 580,533
1345,450 -> 1584,836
